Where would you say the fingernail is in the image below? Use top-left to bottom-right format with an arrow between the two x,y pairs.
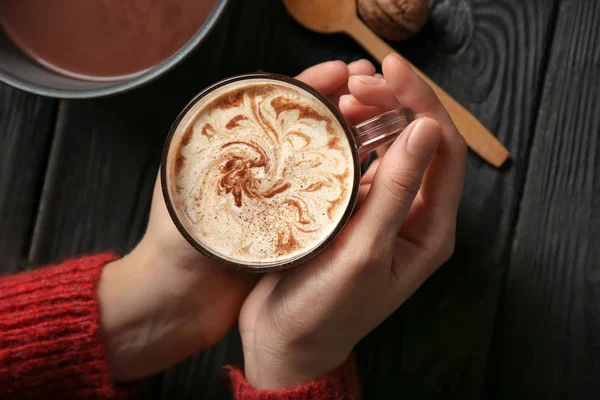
350,75 -> 384,85
406,119 -> 441,159
340,94 -> 360,105
373,73 -> 384,79
390,52 -> 410,67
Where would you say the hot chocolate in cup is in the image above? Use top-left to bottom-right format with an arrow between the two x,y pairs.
162,73 -> 414,271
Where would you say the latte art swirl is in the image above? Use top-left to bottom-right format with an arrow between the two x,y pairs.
171,81 -> 354,264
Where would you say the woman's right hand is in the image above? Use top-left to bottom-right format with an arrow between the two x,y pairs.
238,53 -> 467,390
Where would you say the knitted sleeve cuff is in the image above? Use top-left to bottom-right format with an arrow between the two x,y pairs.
0,253 -> 134,399
225,356 -> 361,400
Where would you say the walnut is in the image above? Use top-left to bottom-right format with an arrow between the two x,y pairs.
358,0 -> 429,41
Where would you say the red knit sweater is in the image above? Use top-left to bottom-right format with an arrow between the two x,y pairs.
0,254 -> 360,399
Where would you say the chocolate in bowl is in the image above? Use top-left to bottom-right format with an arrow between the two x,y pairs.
0,0 -> 231,98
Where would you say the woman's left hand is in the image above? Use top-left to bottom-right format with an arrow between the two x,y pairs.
239,53 -> 467,390
96,59 -> 378,382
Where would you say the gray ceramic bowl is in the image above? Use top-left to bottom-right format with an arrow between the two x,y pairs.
0,0 -> 230,99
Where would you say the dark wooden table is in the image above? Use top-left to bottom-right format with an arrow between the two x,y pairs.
1,0 -> 599,398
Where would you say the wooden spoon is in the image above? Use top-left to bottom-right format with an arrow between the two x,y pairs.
283,0 -> 510,167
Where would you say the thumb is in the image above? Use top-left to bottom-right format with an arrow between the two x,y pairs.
355,117 -> 442,240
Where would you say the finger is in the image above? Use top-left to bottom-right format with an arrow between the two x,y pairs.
329,59 -> 377,106
382,54 -> 447,115
295,61 -> 349,95
376,144 -> 392,158
349,59 -> 376,76
339,95 -> 387,161
339,94 -> 385,124
346,78 -> 398,157
339,93 -> 392,157
355,118 -> 442,241
348,75 -> 399,110
356,158 -> 380,208
360,158 -> 381,185
418,129 -> 467,222
383,53 -> 466,221
356,184 -> 371,208
338,94 -> 381,163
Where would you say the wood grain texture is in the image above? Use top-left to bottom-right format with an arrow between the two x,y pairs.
0,84 -> 56,273
488,0 -> 600,398
15,0 -> 561,399
354,0 -> 559,398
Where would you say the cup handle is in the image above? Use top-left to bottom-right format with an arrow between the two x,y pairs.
352,108 -> 416,155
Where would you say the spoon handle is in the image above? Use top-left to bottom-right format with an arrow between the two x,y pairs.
344,18 -> 510,168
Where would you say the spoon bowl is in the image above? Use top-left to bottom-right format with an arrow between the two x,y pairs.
283,0 -> 356,33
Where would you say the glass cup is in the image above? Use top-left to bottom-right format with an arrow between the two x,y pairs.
161,73 -> 415,271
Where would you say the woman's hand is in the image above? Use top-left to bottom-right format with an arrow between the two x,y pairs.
239,53 -> 467,390
96,59 -> 379,382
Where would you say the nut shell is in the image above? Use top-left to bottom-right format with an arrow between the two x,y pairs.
358,0 -> 429,41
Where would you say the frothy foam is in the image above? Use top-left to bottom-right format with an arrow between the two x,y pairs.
168,79 -> 354,265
